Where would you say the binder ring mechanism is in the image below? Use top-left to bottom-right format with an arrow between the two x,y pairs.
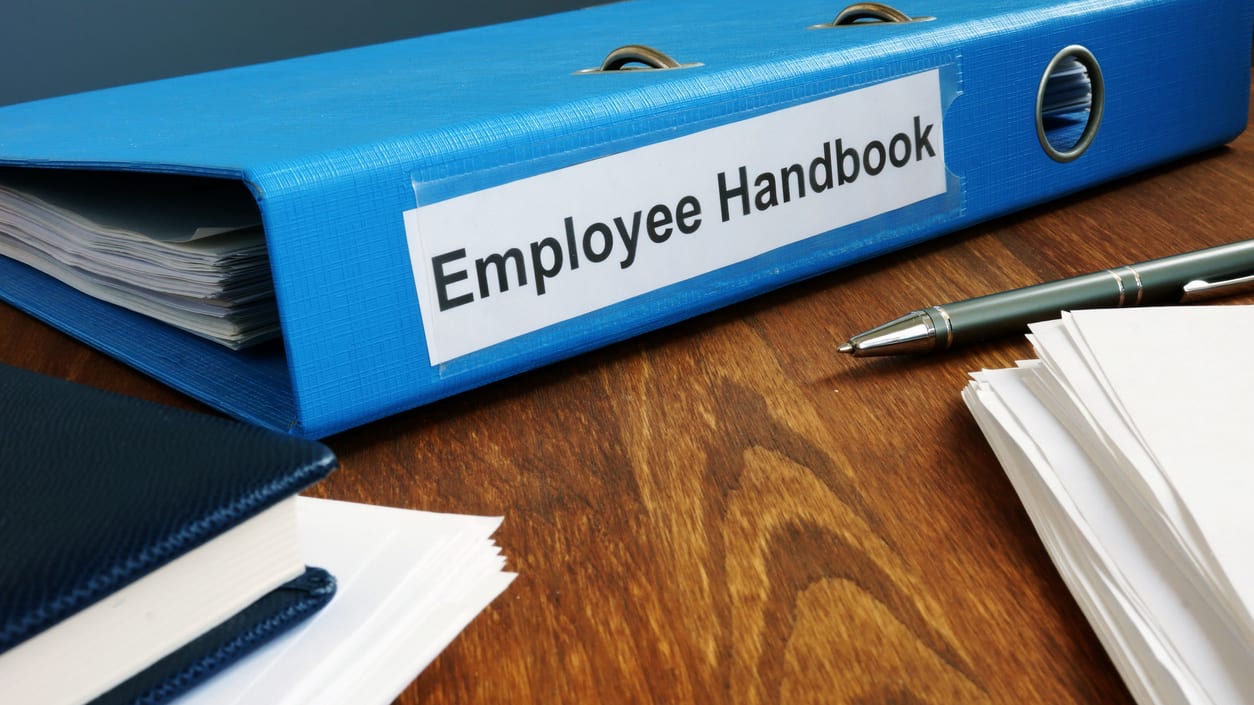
1036,45 -> 1104,162
576,45 -> 702,74
812,3 -> 935,28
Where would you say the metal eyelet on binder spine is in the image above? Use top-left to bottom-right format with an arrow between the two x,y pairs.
1036,45 -> 1104,162
812,2 -> 935,28
575,45 -> 701,74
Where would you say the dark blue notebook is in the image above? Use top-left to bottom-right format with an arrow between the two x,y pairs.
0,363 -> 338,704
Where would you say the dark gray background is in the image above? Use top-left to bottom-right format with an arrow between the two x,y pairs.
1,1 -> 608,106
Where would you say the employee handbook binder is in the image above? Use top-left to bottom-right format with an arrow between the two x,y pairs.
0,0 -> 1250,438
0,363 -> 338,705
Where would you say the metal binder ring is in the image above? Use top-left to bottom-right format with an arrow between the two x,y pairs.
832,3 -> 912,24
1035,45 -> 1105,162
811,3 -> 934,28
600,45 -> 680,71
575,45 -> 699,74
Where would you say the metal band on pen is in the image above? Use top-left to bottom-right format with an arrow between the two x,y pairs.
1108,263 -> 1148,304
931,305 -> 954,349
1106,268 -> 1127,306
1105,266 -> 1144,307
1125,264 -> 1144,305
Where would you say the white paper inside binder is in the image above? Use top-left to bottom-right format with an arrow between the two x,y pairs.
0,168 -> 278,349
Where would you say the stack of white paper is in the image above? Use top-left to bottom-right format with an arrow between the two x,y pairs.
0,169 -> 277,349
963,305 -> 1254,705
179,497 -> 516,705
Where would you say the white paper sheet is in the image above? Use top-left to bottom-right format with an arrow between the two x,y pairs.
177,497 -> 515,705
964,304 -> 1254,705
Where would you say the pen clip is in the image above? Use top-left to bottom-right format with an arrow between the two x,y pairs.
1179,272 -> 1254,303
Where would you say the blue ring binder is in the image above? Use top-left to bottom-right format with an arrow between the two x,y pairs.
0,0 -> 1249,438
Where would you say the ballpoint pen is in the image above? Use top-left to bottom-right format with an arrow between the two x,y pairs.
838,238 -> 1254,356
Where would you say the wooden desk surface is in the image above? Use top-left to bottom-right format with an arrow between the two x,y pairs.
5,92 -> 1253,705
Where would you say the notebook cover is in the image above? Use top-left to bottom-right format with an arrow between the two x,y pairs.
90,567 -> 337,705
0,362 -> 337,651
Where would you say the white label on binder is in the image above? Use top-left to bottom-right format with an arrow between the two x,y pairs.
405,69 -> 947,365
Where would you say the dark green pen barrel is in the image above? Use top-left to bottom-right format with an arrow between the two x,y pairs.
1134,240 -> 1254,299
932,239 -> 1254,347
936,272 -> 1126,343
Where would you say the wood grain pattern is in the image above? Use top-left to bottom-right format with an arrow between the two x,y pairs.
4,84 -> 1253,705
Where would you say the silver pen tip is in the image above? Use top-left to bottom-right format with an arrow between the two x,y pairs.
837,342 -> 854,355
